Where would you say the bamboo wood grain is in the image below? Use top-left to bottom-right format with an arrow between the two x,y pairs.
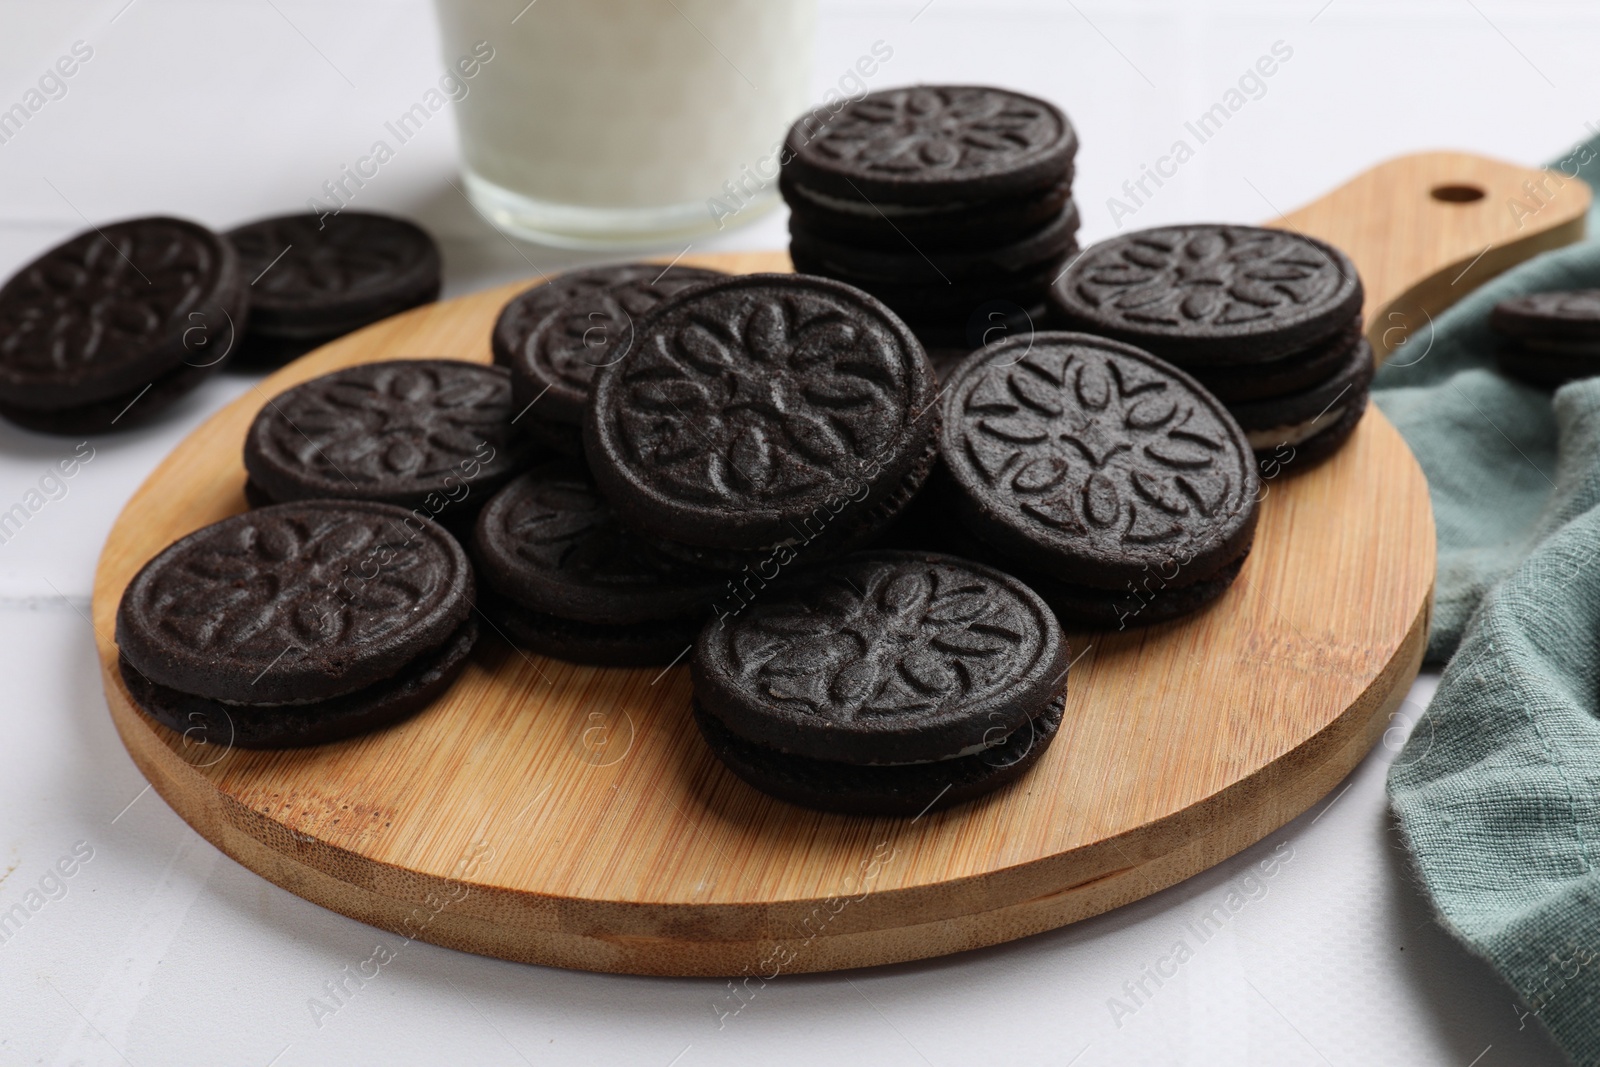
91,151 -> 1582,976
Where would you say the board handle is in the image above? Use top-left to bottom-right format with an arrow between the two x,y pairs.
1274,150 -> 1590,360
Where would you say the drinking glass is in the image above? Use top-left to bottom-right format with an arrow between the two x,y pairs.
433,0 -> 817,248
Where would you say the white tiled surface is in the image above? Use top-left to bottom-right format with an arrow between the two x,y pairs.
1,2 -> 1592,1064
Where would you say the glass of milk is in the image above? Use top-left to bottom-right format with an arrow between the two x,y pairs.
433,0 -> 816,248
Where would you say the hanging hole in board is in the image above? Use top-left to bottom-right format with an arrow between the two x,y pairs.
1430,184 -> 1486,203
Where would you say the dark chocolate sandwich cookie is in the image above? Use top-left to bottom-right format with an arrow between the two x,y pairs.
691,551 -> 1071,815
780,172 -> 1074,251
509,267 -> 724,455
1491,288 -> 1600,340
1226,334 -> 1374,469
788,249 -> 1076,335
693,696 -> 1063,816
783,85 -> 1078,205
120,621 -> 477,750
1049,224 -> 1361,364
0,217 -> 246,433
227,212 -> 440,366
492,264 -> 674,366
781,84 -> 1080,368
585,273 -> 940,560
244,359 -> 535,517
471,462 -> 726,666
1051,224 -> 1369,466
789,200 -> 1080,287
878,463 -> 1243,629
116,500 -> 476,747
940,332 -> 1259,625
1490,289 -> 1600,388
1184,316 -> 1364,404
0,356 -> 221,435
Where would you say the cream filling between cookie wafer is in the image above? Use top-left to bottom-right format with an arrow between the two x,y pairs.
1244,405 -> 1347,450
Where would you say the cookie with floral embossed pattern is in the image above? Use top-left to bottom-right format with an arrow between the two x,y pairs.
116,500 -> 476,746
510,267 -> 725,426
691,551 -> 1070,814
880,463 -> 1247,630
1050,225 -> 1371,468
585,273 -> 939,555
940,332 -> 1258,620
244,359 -> 536,516
226,212 -> 439,365
0,216 -> 247,432
1049,224 -> 1362,364
783,85 -> 1078,204
491,264 -> 672,366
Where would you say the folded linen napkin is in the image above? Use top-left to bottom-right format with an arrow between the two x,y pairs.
1381,136 -> 1600,1063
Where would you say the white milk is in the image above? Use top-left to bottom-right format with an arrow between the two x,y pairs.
434,0 -> 816,247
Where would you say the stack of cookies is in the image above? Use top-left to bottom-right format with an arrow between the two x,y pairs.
470,461 -> 727,667
691,551 -> 1072,816
226,211 -> 441,367
476,270 -> 945,666
781,84 -> 1080,369
1489,289 -> 1600,387
1050,224 -> 1370,470
0,210 -> 444,435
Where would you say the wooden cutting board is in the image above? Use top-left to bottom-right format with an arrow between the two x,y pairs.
92,151 -> 1587,977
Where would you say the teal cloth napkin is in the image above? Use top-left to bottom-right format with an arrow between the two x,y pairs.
1381,136 -> 1600,1063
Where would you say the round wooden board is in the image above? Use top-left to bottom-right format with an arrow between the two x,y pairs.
92,151 -> 1587,977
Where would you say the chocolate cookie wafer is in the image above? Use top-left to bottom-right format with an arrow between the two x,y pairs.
691,551 -> 1071,815
227,211 -> 440,367
1490,289 -> 1600,388
116,500 -> 476,747
244,359 -> 535,521
471,462 -> 725,666
939,332 -> 1260,627
1050,223 -> 1370,466
0,217 -> 246,433
584,273 -> 939,567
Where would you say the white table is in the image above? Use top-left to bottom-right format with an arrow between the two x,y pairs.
0,2 -> 1589,1063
